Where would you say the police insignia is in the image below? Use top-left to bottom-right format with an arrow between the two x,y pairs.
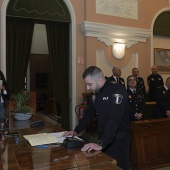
110,81 -> 117,84
129,95 -> 132,98
92,95 -> 96,103
112,94 -> 123,104
151,78 -> 154,81
163,91 -> 165,94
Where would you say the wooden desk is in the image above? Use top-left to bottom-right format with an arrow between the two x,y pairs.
131,118 -> 170,170
8,114 -> 52,132
0,123 -> 121,169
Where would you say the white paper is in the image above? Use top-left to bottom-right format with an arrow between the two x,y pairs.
49,131 -> 83,143
23,133 -> 58,146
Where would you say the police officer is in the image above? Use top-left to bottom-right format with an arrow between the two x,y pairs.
147,65 -> 164,101
63,66 -> 130,170
155,77 -> 170,118
131,68 -> 145,94
108,66 -> 125,87
127,75 -> 145,121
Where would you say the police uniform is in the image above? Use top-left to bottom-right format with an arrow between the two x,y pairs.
155,86 -> 170,118
136,77 -> 145,94
127,88 -> 145,121
147,74 -> 164,101
127,77 -> 145,94
74,80 -> 130,170
109,75 -> 125,87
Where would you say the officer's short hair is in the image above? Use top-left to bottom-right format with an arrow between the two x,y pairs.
127,75 -> 135,82
82,66 -> 104,79
132,68 -> 138,72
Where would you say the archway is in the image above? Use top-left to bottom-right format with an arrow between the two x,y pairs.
151,7 -> 170,82
0,0 -> 77,129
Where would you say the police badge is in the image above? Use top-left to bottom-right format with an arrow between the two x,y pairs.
92,95 -> 96,103
112,94 -> 123,104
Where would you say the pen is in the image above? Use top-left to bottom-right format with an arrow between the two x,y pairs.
37,145 -> 49,148
36,143 -> 60,148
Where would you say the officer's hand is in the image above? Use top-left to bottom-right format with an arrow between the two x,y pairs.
62,131 -> 77,137
166,111 -> 170,117
81,143 -> 102,152
135,113 -> 142,120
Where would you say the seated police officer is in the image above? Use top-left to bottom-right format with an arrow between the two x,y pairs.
63,66 -> 130,170
127,75 -> 145,121
155,77 -> 170,118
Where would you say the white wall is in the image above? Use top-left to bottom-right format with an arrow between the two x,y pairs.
31,24 -> 49,54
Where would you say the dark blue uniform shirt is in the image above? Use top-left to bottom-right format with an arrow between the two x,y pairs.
74,80 -> 130,170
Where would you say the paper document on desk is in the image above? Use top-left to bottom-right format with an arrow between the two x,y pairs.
50,131 -> 83,143
23,133 -> 58,146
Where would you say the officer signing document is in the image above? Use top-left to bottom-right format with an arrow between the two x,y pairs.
63,66 -> 130,170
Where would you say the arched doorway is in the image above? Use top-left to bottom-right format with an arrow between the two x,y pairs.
152,8 -> 170,81
0,0 -> 77,129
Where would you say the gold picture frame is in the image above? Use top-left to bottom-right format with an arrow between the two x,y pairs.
154,48 -> 170,73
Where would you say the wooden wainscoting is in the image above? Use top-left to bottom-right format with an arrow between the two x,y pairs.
131,118 -> 170,170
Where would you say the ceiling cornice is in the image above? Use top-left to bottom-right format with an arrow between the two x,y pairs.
81,21 -> 152,48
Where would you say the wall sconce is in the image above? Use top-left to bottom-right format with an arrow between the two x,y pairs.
112,42 -> 125,59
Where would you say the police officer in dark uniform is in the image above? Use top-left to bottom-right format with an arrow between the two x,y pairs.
131,68 -> 145,94
63,66 -> 130,170
155,77 -> 170,118
147,65 -> 164,101
108,66 -> 125,87
127,75 -> 145,121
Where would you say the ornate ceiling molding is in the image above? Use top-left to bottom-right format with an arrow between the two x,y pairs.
81,21 -> 152,48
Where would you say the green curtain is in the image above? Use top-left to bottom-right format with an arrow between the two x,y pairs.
45,21 -> 70,130
6,17 -> 34,94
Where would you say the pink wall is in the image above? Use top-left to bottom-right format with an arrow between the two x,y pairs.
0,0 -> 169,105
71,0 -> 169,101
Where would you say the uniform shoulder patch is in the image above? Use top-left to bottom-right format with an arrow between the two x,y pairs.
112,94 -> 123,104
110,81 -> 117,85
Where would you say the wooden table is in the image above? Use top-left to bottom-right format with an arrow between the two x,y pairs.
0,117 -> 121,169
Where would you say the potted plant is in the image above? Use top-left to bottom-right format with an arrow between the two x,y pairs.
11,91 -> 34,120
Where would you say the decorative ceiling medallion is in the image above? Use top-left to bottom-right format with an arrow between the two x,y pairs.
96,0 -> 138,20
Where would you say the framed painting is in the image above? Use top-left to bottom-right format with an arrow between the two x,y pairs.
154,48 -> 170,73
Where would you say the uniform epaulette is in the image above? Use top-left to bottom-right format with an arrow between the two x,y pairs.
157,86 -> 163,89
110,81 -> 117,85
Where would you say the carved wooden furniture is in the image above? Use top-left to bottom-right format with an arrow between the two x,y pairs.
131,118 -> 170,170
